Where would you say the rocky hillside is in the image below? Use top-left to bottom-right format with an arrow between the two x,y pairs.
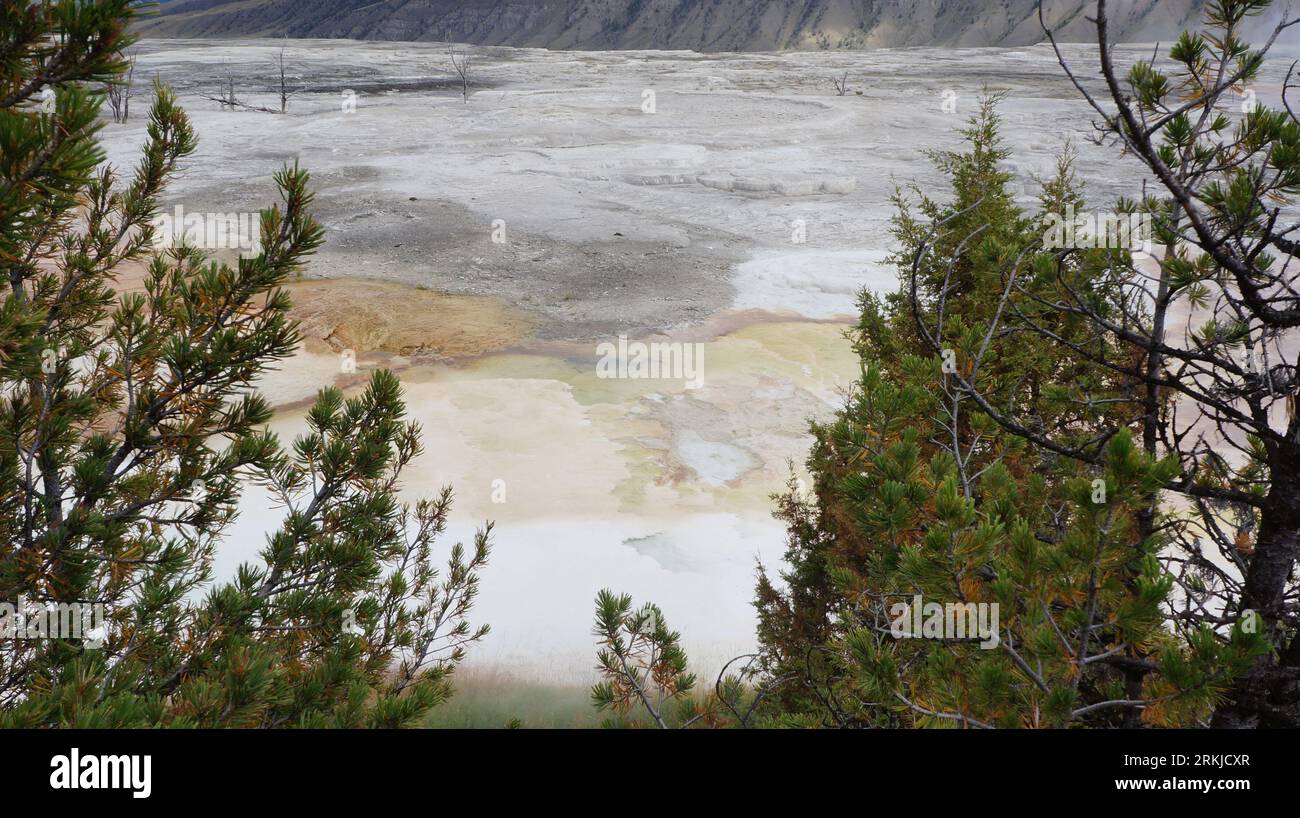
138,0 -> 1271,50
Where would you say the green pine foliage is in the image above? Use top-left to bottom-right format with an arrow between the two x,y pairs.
590,589 -> 700,728
589,589 -> 769,728
749,97 -> 1267,728
0,0 -> 490,727
1080,0 -> 1300,728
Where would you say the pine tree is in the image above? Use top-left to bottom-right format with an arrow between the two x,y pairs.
752,97 -> 1265,728
1012,0 -> 1300,728
0,0 -> 490,727
589,589 -> 761,728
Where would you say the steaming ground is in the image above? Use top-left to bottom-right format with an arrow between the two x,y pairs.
102,38 -> 1293,681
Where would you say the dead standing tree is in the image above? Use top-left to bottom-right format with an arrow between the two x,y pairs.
203,62 -> 278,113
105,52 -> 134,122
446,42 -> 472,102
206,63 -> 242,109
269,40 -> 299,113
910,0 -> 1300,727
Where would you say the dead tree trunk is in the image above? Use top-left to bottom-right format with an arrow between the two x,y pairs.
446,43 -> 471,103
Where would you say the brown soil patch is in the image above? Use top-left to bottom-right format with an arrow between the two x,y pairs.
284,278 -> 533,360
